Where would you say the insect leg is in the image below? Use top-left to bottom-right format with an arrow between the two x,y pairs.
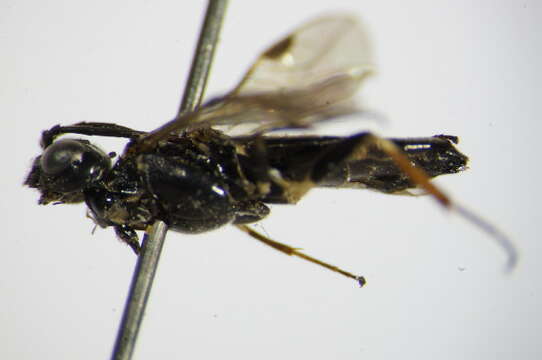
41,122 -> 145,148
356,133 -> 451,205
233,201 -> 270,224
352,133 -> 518,269
114,225 -> 141,255
236,224 -> 366,286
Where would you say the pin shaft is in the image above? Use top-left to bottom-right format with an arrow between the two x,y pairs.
111,2 -> 228,359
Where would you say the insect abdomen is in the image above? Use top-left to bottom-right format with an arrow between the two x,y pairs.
239,134 -> 468,202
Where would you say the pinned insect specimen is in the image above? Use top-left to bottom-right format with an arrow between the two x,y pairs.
25,16 -> 517,285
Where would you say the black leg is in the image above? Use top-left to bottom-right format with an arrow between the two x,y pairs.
114,225 -> 141,255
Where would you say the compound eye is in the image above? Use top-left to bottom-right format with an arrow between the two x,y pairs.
40,139 -> 111,192
41,139 -> 84,175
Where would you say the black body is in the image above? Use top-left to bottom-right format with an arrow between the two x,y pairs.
25,122 -> 467,253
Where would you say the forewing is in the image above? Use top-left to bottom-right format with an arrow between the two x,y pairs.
142,15 -> 374,146
233,14 -> 373,96
193,15 -> 375,134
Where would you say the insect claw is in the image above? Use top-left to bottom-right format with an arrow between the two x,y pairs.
356,276 -> 367,287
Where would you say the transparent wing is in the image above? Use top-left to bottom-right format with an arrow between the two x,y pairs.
232,14 -> 374,96
144,15 -> 375,145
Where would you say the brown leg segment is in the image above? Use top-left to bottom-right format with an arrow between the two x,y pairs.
236,224 -> 366,286
364,133 -> 517,270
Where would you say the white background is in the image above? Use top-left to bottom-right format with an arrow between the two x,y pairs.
2,1 -> 541,359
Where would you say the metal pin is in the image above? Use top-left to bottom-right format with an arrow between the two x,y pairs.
111,1 -> 228,359
110,222 -> 167,360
